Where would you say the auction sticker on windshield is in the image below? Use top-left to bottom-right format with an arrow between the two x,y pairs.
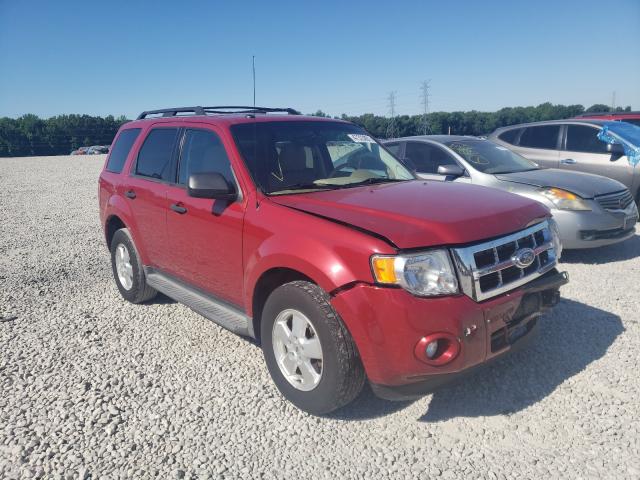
348,134 -> 375,143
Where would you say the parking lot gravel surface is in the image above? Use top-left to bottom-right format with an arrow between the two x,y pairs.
1,155 -> 639,479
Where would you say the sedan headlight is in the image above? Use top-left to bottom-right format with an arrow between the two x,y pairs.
548,217 -> 563,259
539,187 -> 591,211
371,250 -> 458,296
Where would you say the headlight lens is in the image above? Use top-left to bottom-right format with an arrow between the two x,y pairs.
539,187 -> 591,211
371,249 -> 458,296
548,217 -> 563,259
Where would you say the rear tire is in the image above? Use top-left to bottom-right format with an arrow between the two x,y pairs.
110,228 -> 157,304
261,281 -> 365,415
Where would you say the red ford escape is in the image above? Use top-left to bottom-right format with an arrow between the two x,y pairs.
99,106 -> 568,414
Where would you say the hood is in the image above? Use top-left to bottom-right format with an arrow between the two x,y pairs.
495,168 -> 626,198
269,181 -> 549,249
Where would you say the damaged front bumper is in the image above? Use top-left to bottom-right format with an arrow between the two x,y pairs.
331,269 -> 568,401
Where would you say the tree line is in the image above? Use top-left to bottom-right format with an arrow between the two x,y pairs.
318,103 -> 633,139
0,103 -> 633,157
0,114 -> 128,157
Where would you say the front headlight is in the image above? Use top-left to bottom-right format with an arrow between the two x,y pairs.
539,187 -> 591,211
371,249 -> 459,296
548,217 -> 563,259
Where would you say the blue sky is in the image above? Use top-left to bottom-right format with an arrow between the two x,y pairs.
1,0 -> 639,119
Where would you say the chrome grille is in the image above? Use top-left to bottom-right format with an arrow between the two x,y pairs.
451,221 -> 557,302
596,190 -> 634,211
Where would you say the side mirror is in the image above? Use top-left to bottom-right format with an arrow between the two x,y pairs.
188,172 -> 237,201
437,164 -> 465,178
606,142 -> 625,160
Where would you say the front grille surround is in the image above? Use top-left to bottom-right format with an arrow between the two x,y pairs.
596,189 -> 634,211
451,221 -> 557,302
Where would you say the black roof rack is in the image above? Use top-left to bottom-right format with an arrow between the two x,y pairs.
137,106 -> 301,120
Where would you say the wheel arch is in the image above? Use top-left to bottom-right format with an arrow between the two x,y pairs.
250,267 -> 314,343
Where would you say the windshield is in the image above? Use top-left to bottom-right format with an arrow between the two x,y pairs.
443,139 -> 539,174
601,121 -> 640,146
231,121 -> 414,194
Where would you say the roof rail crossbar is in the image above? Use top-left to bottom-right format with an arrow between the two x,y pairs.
136,106 -> 301,119
202,106 -> 301,115
137,107 -> 205,120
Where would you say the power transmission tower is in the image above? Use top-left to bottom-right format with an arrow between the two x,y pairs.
386,91 -> 398,138
420,80 -> 431,135
611,90 -> 616,111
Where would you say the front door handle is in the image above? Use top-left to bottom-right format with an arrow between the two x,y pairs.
170,203 -> 187,214
560,158 -> 577,165
124,190 -> 136,199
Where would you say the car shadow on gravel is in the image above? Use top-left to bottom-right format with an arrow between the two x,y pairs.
419,298 -> 622,422
561,234 -> 640,264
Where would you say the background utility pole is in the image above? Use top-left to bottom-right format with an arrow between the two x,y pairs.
252,56 -> 256,107
420,80 -> 431,135
611,90 -> 616,111
386,91 -> 398,138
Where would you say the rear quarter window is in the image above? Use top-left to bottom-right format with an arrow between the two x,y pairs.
497,128 -> 520,145
105,128 -> 141,173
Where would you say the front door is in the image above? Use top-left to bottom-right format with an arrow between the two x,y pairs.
165,126 -> 245,306
405,141 -> 471,183
560,124 -> 634,190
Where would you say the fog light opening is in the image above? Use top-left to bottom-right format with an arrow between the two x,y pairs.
414,334 -> 460,366
425,340 -> 439,359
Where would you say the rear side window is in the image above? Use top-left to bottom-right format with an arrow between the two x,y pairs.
566,125 -> 608,153
135,128 -> 179,181
518,125 -> 560,150
105,128 -> 141,173
498,128 -> 520,145
178,129 -> 235,185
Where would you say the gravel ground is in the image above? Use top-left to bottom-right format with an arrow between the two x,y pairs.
1,155 -> 639,479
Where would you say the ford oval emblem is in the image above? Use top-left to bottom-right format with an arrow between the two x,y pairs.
512,248 -> 536,268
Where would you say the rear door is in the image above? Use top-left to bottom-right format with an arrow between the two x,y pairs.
561,123 -> 634,190
164,126 -> 245,306
514,125 -> 562,168
123,127 -> 180,266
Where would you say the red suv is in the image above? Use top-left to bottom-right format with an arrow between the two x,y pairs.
575,111 -> 640,127
99,106 -> 568,414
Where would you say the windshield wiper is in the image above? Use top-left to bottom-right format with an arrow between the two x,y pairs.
343,177 -> 407,187
269,183 -> 338,194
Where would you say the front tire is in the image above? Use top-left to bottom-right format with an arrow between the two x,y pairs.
261,281 -> 365,415
110,228 -> 157,304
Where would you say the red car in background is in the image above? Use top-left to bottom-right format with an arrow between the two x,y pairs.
575,111 -> 640,127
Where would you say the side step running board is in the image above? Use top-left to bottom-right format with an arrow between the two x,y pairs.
144,267 -> 254,338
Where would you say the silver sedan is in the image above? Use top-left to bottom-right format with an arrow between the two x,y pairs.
383,136 -> 638,249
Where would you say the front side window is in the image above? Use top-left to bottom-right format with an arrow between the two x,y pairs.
518,125 -> 560,150
178,129 -> 234,185
384,142 -> 402,156
444,139 -> 539,174
106,128 -> 140,173
231,121 -> 414,194
135,128 -> 179,181
566,125 -> 608,153
405,142 -> 457,174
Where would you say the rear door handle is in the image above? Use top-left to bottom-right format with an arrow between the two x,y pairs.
170,203 -> 187,214
124,190 -> 136,199
560,158 -> 577,165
